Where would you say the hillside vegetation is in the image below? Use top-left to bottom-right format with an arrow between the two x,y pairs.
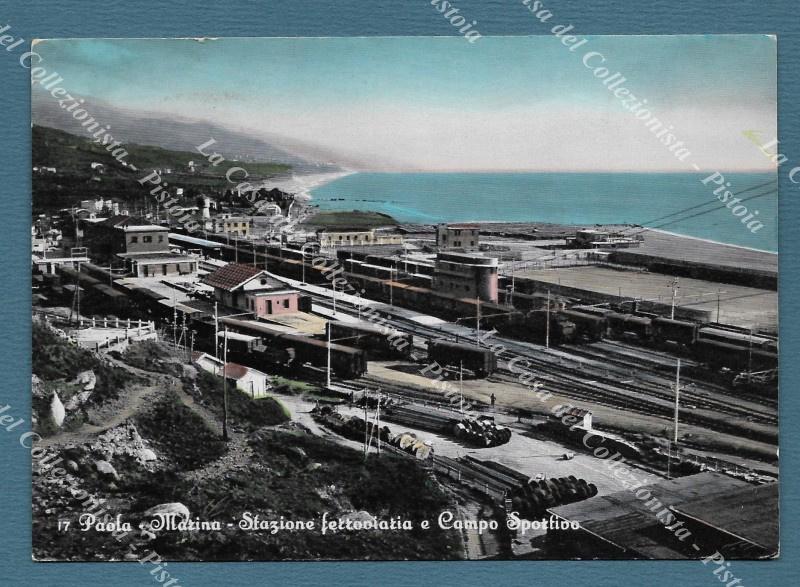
32,125 -> 290,212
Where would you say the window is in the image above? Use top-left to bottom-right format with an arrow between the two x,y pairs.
143,236 -> 152,243
130,236 -> 138,243
158,235 -> 164,243
283,299 -> 290,308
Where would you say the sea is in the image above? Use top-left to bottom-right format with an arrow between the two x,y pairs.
310,172 -> 778,252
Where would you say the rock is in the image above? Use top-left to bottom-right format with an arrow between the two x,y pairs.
137,448 -> 157,463
289,447 -> 307,460
95,460 -> 119,479
341,511 -> 374,524
143,502 -> 190,522
65,389 -> 93,411
65,460 -> 79,473
50,392 -> 65,428
31,374 -> 47,400
74,370 -> 96,391
123,553 -> 139,561
304,462 -> 322,472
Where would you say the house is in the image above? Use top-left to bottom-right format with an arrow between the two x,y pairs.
202,263 -> 300,317
316,228 -> 404,248
212,215 -> 252,237
436,223 -> 480,250
192,352 -> 270,399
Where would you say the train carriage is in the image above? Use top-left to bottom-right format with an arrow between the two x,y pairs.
427,339 -> 497,377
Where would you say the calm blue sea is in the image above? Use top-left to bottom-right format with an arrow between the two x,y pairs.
311,172 -> 778,252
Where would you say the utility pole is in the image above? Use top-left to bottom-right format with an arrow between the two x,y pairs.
476,297 -> 481,341
222,326 -> 230,441
332,281 -> 337,315
670,277 -> 680,320
213,301 -> 219,358
459,361 -> 464,414
545,289 -> 551,349
363,391 -> 369,460
326,326 -> 332,389
389,266 -> 394,306
673,358 -> 681,443
716,289 -> 721,322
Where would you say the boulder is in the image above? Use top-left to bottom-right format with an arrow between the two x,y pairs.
341,511 -> 374,524
74,370 -> 96,391
50,392 -> 65,428
137,448 -> 157,463
94,460 -> 119,479
31,374 -> 47,400
143,502 -> 190,522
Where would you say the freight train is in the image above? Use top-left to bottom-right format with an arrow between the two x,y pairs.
219,317 -> 368,379
427,339 -> 497,377
326,321 -> 413,360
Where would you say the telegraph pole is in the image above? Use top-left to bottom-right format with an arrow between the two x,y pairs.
670,277 -> 680,320
673,358 -> 681,443
545,289 -> 551,349
476,297 -> 481,341
222,326 -> 230,441
459,361 -> 464,414
326,326 -> 332,389
214,302 -> 219,358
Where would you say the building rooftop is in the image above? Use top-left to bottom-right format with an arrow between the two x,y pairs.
548,472 -> 756,559
202,263 -> 282,292
671,483 -> 778,553
123,225 -> 169,233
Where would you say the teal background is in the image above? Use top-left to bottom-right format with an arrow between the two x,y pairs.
1,1 -> 796,585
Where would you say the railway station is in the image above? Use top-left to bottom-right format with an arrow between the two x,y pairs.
32,213 -> 778,560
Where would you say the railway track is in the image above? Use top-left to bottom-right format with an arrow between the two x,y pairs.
316,297 -> 778,435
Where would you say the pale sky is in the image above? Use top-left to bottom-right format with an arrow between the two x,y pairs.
32,35 -> 777,172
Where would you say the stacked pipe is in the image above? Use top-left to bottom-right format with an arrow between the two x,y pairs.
311,406 -> 391,444
452,416 -> 512,447
389,432 -> 433,460
509,476 -> 598,519
383,403 -> 512,448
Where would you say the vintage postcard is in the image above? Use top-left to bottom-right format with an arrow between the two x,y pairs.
30,34 -> 777,562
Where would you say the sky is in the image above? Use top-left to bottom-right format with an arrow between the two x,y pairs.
32,35 -> 777,172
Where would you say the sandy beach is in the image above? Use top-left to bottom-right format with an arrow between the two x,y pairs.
257,169 -> 356,201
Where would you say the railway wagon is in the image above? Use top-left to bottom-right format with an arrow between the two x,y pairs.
327,321 -> 413,359
559,310 -> 604,342
652,316 -> 698,347
512,311 -> 576,346
90,284 -> 134,317
220,317 -> 368,378
694,338 -> 778,372
59,266 -> 102,290
605,312 -> 653,340
427,339 -> 497,377
697,326 -> 777,352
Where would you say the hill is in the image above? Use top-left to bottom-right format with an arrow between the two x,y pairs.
32,125 -> 291,213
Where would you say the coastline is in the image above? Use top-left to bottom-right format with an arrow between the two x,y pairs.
260,169 -> 357,201
643,227 -> 778,255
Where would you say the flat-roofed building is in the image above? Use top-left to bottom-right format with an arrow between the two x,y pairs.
436,223 -> 480,250
212,215 -> 253,237
432,251 -> 498,302
316,228 -> 403,248
546,472 -> 775,560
